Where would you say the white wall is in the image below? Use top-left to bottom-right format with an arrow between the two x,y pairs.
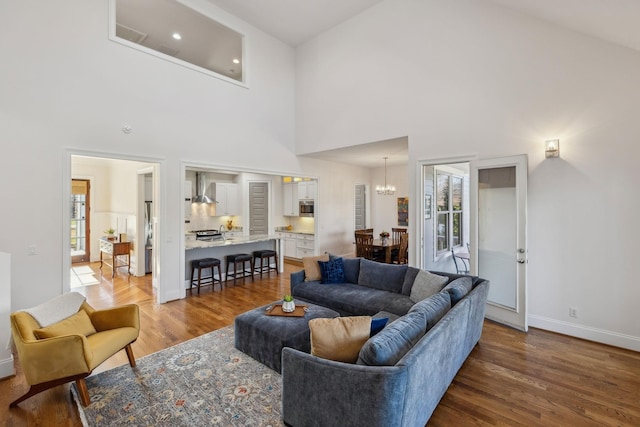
370,164 -> 409,234
295,0 -> 640,350
0,1 -> 373,311
0,252 -> 13,379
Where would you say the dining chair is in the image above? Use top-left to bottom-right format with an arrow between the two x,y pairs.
392,233 -> 409,264
391,227 -> 407,244
355,233 -> 382,261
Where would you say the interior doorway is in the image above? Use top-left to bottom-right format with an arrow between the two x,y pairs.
70,179 -> 91,263
68,155 -> 160,290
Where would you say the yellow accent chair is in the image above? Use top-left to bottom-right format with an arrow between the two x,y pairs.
9,295 -> 140,407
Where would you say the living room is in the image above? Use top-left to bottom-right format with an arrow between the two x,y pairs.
1,0 -> 639,425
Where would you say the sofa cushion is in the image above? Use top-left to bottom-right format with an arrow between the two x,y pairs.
318,257 -> 346,284
342,257 -> 361,284
309,316 -> 372,363
401,266 -> 420,296
408,291 -> 451,331
34,310 -> 96,339
358,259 -> 408,293
409,270 -> 449,303
370,317 -> 388,336
442,277 -> 473,305
357,310 -> 427,366
302,254 -> 330,281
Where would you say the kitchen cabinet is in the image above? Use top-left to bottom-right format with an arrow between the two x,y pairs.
295,234 -> 315,258
283,183 -> 299,216
298,181 -> 317,200
184,181 -> 192,220
281,232 -> 297,258
213,183 -> 239,216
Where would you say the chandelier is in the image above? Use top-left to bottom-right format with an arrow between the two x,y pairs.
376,157 -> 396,195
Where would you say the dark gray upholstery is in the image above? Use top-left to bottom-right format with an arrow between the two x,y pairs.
282,261 -> 490,427
234,301 -> 339,373
358,258 -> 408,293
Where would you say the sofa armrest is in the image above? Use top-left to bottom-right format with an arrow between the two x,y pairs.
13,333 -> 92,385
290,270 -> 306,292
282,347 -> 408,427
88,304 -> 140,332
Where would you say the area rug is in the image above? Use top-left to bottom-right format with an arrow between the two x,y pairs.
72,326 -> 283,426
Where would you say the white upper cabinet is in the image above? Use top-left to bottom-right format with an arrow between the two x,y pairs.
213,183 -> 239,216
298,181 -> 317,200
283,183 -> 299,216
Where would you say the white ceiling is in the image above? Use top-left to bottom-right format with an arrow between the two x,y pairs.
202,0 -> 640,167
206,0 -> 384,47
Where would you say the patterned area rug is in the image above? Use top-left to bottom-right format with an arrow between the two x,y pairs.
72,326 -> 283,426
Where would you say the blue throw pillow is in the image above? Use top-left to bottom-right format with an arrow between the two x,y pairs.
318,257 -> 346,284
370,317 -> 388,336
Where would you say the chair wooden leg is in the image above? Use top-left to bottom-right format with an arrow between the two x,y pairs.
9,374 -> 89,408
75,378 -> 90,407
124,344 -> 136,367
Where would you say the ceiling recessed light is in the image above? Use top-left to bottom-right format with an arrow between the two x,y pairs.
172,32 -> 182,40
232,58 -> 240,64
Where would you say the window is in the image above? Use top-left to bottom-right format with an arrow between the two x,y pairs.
436,170 -> 464,255
110,0 -> 246,85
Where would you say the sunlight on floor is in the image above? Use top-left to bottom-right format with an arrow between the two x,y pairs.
70,265 -> 100,288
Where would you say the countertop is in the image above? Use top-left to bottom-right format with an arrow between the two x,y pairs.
185,234 -> 281,250
276,230 -> 315,235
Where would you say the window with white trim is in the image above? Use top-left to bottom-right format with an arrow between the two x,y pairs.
436,170 -> 464,255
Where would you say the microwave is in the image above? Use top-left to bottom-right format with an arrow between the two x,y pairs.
299,200 -> 315,217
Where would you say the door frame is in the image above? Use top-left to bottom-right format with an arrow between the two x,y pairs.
63,149 -> 164,302
416,155 -> 474,270
470,154 -> 528,331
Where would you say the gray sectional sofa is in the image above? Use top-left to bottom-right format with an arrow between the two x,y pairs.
282,257 -> 489,427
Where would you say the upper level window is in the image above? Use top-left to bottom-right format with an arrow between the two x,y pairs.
436,170 -> 464,255
110,0 -> 246,86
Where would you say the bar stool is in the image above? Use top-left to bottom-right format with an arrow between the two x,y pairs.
189,258 -> 222,294
225,253 -> 253,285
252,249 -> 279,278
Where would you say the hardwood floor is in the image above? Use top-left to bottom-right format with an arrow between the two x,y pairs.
2,262 -> 638,426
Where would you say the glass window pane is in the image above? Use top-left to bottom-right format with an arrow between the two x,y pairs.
437,213 -> 449,252
436,173 -> 449,212
452,176 -> 462,211
452,212 -> 462,247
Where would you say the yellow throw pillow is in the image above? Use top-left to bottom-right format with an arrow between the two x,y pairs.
302,254 -> 330,281
34,310 -> 97,339
309,316 -> 372,363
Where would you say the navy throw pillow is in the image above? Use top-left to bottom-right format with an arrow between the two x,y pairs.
318,257 -> 346,284
370,317 -> 389,337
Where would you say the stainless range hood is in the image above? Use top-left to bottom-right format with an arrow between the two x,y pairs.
192,172 -> 214,204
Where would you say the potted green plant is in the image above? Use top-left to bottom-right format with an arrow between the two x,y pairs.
104,228 -> 116,241
282,294 -> 295,313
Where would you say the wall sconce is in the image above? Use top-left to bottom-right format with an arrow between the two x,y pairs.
545,139 -> 559,158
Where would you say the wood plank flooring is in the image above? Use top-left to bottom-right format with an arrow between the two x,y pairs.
1,262 -> 638,426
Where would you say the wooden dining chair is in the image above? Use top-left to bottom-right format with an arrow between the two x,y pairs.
355,233 -> 382,261
391,227 -> 407,244
392,233 -> 409,264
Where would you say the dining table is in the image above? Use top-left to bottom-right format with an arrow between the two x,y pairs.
372,238 -> 401,264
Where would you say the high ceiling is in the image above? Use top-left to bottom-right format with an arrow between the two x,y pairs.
204,0 -> 640,167
206,0 -> 640,52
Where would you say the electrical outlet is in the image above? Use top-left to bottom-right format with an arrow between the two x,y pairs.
27,245 -> 37,255
569,306 -> 578,318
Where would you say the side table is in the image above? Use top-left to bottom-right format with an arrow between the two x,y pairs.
99,238 -> 131,278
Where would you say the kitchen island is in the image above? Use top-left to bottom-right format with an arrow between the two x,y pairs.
185,234 -> 283,286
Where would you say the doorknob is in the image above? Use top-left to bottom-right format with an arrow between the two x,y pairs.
517,258 -> 526,264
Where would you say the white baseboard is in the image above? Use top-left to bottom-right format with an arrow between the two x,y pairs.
0,355 -> 14,380
528,315 -> 640,352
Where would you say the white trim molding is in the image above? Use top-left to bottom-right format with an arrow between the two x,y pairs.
528,315 -> 640,352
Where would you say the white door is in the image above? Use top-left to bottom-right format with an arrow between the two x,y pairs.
470,155 -> 528,331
